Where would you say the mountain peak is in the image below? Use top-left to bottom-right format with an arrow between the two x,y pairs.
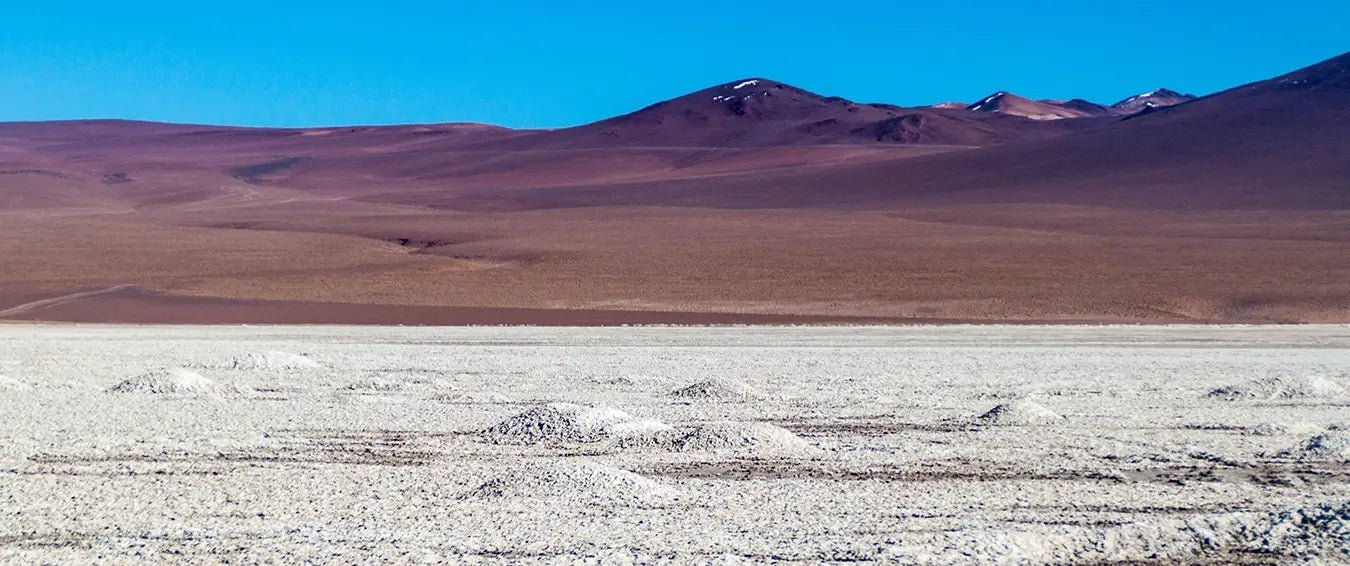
1111,88 -> 1196,112
966,91 -> 1097,120
967,91 -> 1014,112
721,78 -> 774,90
700,78 -> 814,107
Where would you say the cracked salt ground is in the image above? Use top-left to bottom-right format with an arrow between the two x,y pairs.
0,324 -> 1347,563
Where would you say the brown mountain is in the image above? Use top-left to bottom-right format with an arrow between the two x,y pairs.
1046,98 -> 1124,117
0,77 -> 1111,210
0,52 -> 1346,324
475,78 -> 1100,149
965,91 -> 1113,120
493,51 -> 1348,212
1111,88 -> 1197,113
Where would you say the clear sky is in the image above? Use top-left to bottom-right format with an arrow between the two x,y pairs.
2,1 -> 1346,128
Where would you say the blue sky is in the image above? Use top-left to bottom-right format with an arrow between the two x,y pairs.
2,1 -> 1345,128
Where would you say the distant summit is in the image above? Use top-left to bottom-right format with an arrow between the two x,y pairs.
1111,88 -> 1196,112
966,92 -> 1103,120
681,77 -> 861,120
479,78 -> 1095,149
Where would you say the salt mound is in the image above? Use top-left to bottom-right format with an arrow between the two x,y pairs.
975,400 -> 1065,426
467,461 -> 673,502
1207,375 -> 1344,401
481,403 -> 648,445
1280,431 -> 1350,462
197,351 -> 321,371
608,418 -> 676,439
109,369 -> 216,394
672,422 -> 815,454
0,375 -> 28,390
1250,422 -> 1325,437
605,420 -> 681,451
594,375 -> 649,386
669,379 -> 759,401
341,379 -> 403,392
436,392 -> 514,404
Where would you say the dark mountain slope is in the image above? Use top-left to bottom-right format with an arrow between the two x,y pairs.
455,52 -> 1349,211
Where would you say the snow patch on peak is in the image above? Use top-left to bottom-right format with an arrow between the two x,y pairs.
1113,88 -> 1191,110
968,92 -> 1006,111
1121,90 -> 1159,103
732,80 -> 760,90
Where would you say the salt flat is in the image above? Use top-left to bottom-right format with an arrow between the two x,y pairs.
1,324 -> 1346,564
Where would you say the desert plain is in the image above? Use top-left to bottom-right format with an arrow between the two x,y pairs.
3,52 -> 1349,325
1,323 -> 1346,563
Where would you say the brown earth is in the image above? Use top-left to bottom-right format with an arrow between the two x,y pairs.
0,52 -> 1346,324
2,202 -> 1346,324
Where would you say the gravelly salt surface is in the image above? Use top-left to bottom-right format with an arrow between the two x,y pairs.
1,324 -> 1347,564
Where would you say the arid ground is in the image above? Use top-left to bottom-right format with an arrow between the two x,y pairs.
3,203 -> 1348,324
1,52 -> 1347,324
